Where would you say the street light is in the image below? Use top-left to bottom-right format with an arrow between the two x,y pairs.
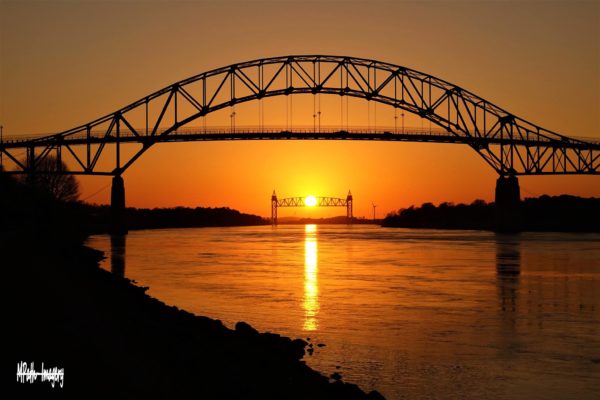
401,112 -> 405,134
317,111 -> 321,132
230,111 -> 236,133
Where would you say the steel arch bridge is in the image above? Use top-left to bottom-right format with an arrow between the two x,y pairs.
271,191 -> 353,224
1,55 -> 598,178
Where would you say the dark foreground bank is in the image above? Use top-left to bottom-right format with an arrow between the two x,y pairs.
7,238 -> 384,399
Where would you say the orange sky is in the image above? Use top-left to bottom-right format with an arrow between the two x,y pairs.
1,1 -> 599,218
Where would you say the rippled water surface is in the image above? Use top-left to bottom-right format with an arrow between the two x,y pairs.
87,225 -> 600,399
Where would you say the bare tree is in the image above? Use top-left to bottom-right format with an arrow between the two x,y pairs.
23,155 -> 80,202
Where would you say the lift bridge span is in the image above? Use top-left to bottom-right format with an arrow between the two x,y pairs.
270,191 -> 353,225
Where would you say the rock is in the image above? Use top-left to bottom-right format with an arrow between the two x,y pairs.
234,321 -> 258,336
367,390 -> 387,399
290,338 -> 308,358
317,343 -> 326,347
330,372 -> 342,381
292,338 -> 308,347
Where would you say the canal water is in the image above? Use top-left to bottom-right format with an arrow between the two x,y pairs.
87,225 -> 600,399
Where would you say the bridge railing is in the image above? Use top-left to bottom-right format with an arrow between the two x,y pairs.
6,125 -> 598,145
2,125 -> 454,143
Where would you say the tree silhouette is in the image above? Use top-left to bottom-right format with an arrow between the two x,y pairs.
23,155 -> 80,202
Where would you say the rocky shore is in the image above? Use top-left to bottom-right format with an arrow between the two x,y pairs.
7,237 -> 384,399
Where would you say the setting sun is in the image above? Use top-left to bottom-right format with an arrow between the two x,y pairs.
305,196 -> 318,207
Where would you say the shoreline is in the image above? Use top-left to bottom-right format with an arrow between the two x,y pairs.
8,238 -> 384,399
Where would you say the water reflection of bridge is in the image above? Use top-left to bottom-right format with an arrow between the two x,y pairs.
110,234 -> 126,278
496,235 -> 520,316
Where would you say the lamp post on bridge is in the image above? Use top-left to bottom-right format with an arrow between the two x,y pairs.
230,111 -> 236,133
318,111 -> 321,132
401,112 -> 405,134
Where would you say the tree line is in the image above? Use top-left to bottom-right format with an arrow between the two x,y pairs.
383,196 -> 600,232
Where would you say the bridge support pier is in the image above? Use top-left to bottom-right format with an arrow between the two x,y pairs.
495,175 -> 521,232
110,175 -> 128,234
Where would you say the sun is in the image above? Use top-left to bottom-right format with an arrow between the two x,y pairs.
305,195 -> 317,207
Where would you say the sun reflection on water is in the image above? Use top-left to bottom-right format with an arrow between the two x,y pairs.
303,224 -> 319,331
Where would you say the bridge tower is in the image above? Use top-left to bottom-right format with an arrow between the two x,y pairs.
271,190 -> 278,225
346,190 -> 353,221
495,175 -> 521,232
110,175 -> 127,234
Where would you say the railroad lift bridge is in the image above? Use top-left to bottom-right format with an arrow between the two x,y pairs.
270,191 -> 353,225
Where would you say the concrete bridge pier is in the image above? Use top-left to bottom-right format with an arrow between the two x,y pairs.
110,175 -> 128,234
495,175 -> 521,232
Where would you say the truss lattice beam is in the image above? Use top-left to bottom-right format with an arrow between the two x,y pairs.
1,55 -> 598,176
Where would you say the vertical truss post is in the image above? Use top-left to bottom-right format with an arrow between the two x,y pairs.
116,115 -> 121,171
26,145 -> 35,182
86,125 -> 91,171
56,145 -> 62,171
174,86 -> 178,127
26,146 -> 33,170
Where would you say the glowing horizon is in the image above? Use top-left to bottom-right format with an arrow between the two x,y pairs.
1,1 -> 598,217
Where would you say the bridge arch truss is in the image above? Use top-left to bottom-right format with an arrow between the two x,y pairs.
1,55 -> 598,177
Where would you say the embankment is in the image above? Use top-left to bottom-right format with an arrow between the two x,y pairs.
7,236 -> 384,399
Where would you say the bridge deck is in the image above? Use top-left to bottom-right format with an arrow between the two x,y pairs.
3,127 -> 599,150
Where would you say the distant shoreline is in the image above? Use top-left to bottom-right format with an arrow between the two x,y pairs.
382,195 -> 600,233
81,204 -> 270,234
